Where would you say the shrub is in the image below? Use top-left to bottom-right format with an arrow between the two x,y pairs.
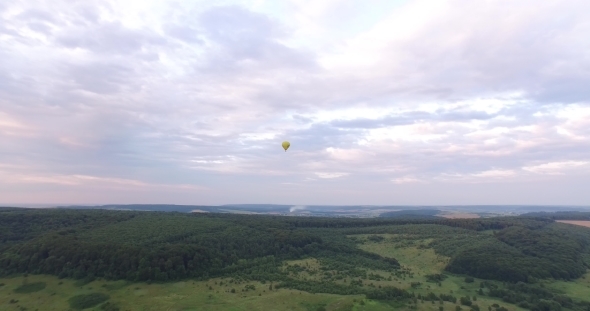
460,297 -> 472,306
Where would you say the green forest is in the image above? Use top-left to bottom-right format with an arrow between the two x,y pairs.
1,207 -> 590,311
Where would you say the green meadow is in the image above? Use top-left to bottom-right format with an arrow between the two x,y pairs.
0,274 -> 364,311
0,249 -> 588,311
352,234 -> 528,311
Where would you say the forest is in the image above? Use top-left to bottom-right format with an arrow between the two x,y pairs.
1,207 -> 590,311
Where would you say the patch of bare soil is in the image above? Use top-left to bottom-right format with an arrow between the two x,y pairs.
556,220 -> 590,228
438,213 -> 480,219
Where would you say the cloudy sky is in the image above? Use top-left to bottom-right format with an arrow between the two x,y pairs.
1,0 -> 589,206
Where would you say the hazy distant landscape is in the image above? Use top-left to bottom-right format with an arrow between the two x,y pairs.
7,204 -> 589,218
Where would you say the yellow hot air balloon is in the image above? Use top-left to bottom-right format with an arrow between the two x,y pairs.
282,141 -> 290,152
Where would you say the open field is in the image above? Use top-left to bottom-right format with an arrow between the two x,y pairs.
0,264 -> 586,311
354,234 -> 449,276
351,234 -> 530,311
437,213 -> 480,219
556,220 -> 590,228
547,271 -> 590,301
0,247 -> 546,311
0,274 -> 362,311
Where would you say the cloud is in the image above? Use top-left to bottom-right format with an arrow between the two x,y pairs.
196,5 -> 317,72
57,21 -> 165,55
0,169 -> 206,191
315,172 -> 348,179
0,0 -> 589,204
392,177 -> 423,184
523,161 -> 589,175
472,169 -> 517,178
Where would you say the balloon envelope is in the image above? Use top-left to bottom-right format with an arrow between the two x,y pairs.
282,141 -> 290,151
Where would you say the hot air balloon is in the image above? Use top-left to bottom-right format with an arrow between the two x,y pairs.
282,141 -> 290,152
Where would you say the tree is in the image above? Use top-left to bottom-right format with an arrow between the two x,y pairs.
460,297 -> 472,306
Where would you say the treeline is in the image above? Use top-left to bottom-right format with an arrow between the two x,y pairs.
446,224 -> 590,282
0,210 -> 399,282
522,211 -> 590,221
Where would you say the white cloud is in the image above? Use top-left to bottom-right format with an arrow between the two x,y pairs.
325,147 -> 367,161
0,170 -> 207,190
315,172 -> 348,179
522,161 -> 589,175
391,176 -> 423,184
472,169 -> 516,178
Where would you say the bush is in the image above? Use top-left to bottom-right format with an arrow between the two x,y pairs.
426,274 -> 448,282
68,293 -> 110,310
460,297 -> 472,306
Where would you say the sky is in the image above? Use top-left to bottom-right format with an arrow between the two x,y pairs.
1,0 -> 589,206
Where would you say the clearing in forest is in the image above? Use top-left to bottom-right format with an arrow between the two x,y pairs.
556,220 -> 590,228
352,234 -> 449,276
548,271 -> 590,301
437,213 -> 480,219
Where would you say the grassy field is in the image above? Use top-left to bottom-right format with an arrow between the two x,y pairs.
547,271 -> 590,301
354,234 -> 449,276
351,234 -> 528,311
0,274 -> 368,311
1,232 -> 588,311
